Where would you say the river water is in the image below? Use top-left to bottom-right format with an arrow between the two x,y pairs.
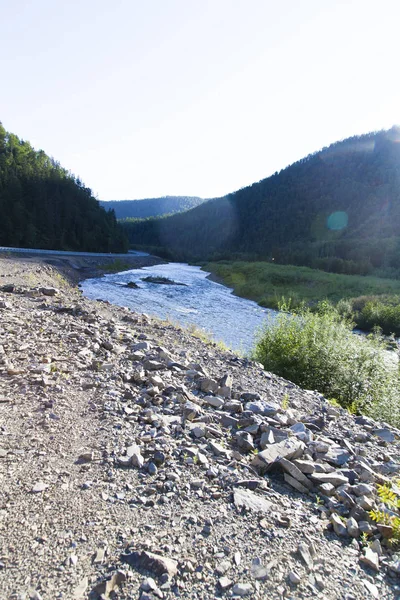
81,262 -> 277,353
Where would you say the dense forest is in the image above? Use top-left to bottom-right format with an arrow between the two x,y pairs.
0,123 -> 128,252
100,196 -> 205,219
124,127 -> 400,276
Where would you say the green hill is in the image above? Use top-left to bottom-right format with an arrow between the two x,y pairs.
124,127 -> 400,275
100,196 -> 205,219
0,122 -> 127,252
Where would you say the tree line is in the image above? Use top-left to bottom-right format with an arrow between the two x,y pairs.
122,127 -> 400,277
0,122 -> 128,252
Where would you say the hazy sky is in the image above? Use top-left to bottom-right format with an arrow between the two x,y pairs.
2,0 -> 400,200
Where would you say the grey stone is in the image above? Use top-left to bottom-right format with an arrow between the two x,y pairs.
310,472 -> 349,487
199,377 -> 219,393
31,481 -> 47,493
183,401 -> 203,421
298,543 -> 313,570
289,571 -> 301,584
351,483 -> 374,497
122,551 -> 178,577
222,401 -> 242,414
251,438 -> 305,474
215,560 -> 230,575
39,287 -> 58,296
245,400 -> 279,416
140,577 -> 158,592
284,473 -> 310,494
131,451 -> 144,469
373,428 -> 395,443
132,341 -> 152,351
279,457 -> 314,490
191,425 -> 206,438
233,488 -> 273,514
318,482 -> 335,496
231,583 -> 254,596
330,513 -> 347,536
143,360 -> 164,371
260,429 -> 275,447
250,557 -> 268,580
148,462 -> 158,476
204,395 -> 224,408
360,547 -> 379,571
208,440 -> 230,457
241,392 -> 261,402
324,448 -> 351,466
291,459 -> 315,474
218,576 -> 233,590
235,432 -> 255,453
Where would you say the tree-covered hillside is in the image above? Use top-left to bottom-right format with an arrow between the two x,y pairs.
100,196 -> 205,219
124,127 -> 400,275
0,123 -> 127,252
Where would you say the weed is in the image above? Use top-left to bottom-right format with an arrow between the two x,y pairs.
369,483 -> 400,546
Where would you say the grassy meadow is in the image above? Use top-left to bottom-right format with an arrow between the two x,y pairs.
203,260 -> 400,334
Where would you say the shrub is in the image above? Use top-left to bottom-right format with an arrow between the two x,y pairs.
253,303 -> 400,426
358,300 -> 400,336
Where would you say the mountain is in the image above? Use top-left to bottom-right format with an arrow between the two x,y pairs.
100,196 -> 205,219
0,122 -> 128,252
123,127 -> 400,275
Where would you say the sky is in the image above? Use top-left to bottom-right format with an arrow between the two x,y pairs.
2,0 -> 400,201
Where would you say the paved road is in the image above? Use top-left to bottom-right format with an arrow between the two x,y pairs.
0,246 -> 149,258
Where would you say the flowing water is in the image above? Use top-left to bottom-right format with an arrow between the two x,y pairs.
81,262 -> 277,353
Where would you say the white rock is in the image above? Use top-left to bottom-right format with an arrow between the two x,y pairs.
231,582 -> 254,596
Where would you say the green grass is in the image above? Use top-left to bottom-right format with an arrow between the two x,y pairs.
203,261 -> 400,334
98,259 -> 132,273
253,303 -> 400,426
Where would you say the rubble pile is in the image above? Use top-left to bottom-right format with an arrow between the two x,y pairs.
0,260 -> 400,599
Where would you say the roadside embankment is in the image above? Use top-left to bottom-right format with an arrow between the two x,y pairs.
0,256 -> 400,599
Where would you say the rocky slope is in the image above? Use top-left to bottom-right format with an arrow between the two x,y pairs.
0,257 -> 400,600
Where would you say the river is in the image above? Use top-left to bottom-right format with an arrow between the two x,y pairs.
80,262 -> 277,354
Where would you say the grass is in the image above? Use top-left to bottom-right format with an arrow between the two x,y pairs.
98,259 -> 132,273
253,302 -> 400,427
204,261 -> 400,307
203,260 -> 400,334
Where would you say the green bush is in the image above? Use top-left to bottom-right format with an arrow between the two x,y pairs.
359,300 -> 400,336
253,303 -> 400,426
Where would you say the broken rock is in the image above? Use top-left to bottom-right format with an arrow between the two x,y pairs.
251,438 -> 305,474
121,550 -> 178,578
233,488 -> 273,514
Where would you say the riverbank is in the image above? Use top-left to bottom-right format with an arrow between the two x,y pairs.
203,260 -> 400,333
1,255 -> 400,599
0,252 -> 166,287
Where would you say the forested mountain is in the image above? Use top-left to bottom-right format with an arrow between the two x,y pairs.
0,123 -> 127,252
100,196 -> 205,219
124,127 -> 400,275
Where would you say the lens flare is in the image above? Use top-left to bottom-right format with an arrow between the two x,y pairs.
327,211 -> 348,231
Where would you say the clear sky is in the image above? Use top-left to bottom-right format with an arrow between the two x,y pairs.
2,0 -> 400,200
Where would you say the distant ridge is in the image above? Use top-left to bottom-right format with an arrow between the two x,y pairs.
123,127 -> 400,276
100,196 -> 205,219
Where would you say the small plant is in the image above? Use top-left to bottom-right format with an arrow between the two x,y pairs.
314,495 -> 324,506
369,482 -> 400,546
359,531 -> 371,547
281,393 -> 289,410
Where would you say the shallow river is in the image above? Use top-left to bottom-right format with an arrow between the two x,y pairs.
81,262 -> 277,353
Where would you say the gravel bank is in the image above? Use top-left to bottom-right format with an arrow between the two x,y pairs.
0,256 -> 400,600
